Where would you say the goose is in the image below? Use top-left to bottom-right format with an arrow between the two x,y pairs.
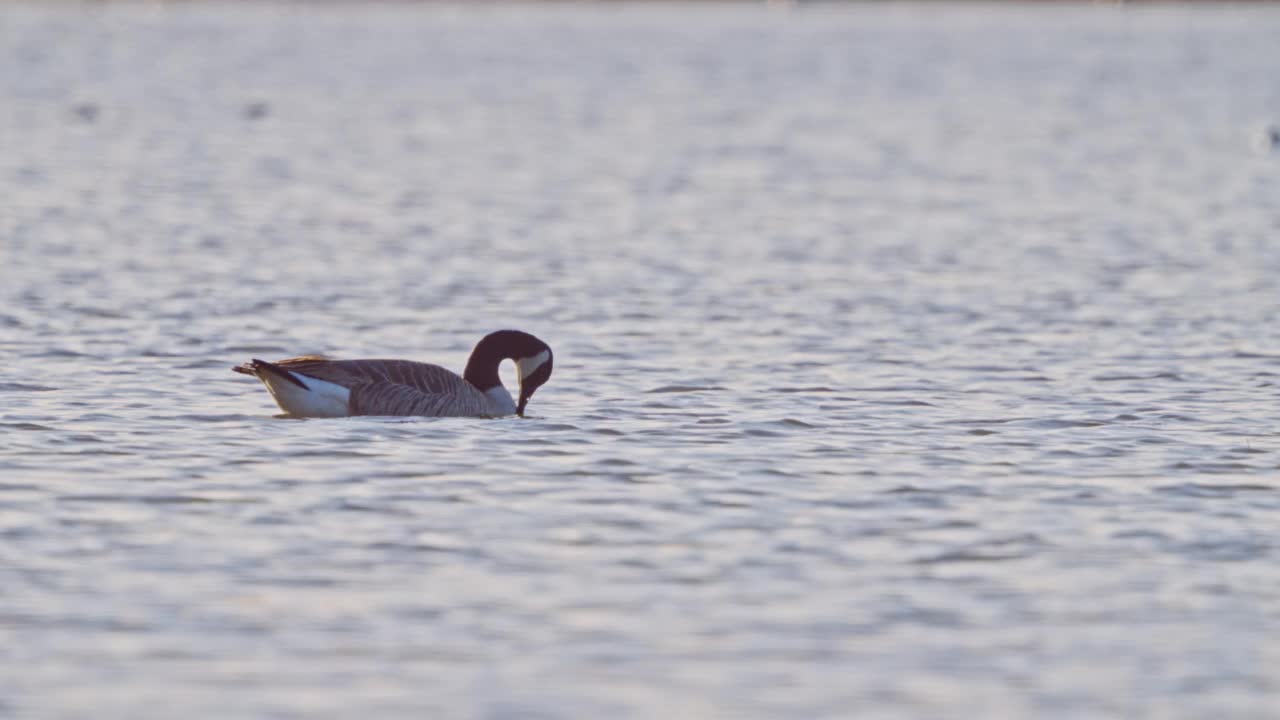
232,330 -> 553,418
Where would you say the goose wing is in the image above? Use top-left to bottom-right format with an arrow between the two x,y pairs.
273,357 -> 492,417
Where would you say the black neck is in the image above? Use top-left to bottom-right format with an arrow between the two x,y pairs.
462,330 -> 543,391
463,339 -> 504,391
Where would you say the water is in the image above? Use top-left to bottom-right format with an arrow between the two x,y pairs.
3,2 -> 1280,717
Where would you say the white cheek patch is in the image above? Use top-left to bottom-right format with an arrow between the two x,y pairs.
515,349 -> 551,384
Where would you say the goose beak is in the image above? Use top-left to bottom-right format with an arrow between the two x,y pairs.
513,349 -> 552,418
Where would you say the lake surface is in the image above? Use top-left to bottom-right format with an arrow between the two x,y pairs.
3,2 -> 1280,717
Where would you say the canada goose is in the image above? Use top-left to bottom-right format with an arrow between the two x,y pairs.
232,330 -> 553,418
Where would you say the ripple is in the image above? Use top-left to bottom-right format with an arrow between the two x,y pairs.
223,345 -> 290,354
1167,461 -> 1258,474
0,422 -> 55,431
914,548 -> 1029,565
1093,371 -> 1184,382
169,413 -> 262,423
914,534 -> 1048,565
1156,482 -> 1275,497
1175,539 -> 1271,562
644,385 -> 728,393
66,306 -> 126,319
867,399 -> 934,406
180,359 -> 234,369
853,384 -> 939,393
331,501 -> 410,515
59,494 -> 249,504
284,450 -> 382,459
1231,350 -> 1280,360
1021,418 -> 1110,429
366,540 -> 473,555
0,383 -> 56,392
886,484 -> 987,497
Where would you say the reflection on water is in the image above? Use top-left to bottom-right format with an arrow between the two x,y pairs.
2,2 -> 1280,718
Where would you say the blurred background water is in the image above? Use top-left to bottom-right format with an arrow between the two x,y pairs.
2,2 -> 1280,718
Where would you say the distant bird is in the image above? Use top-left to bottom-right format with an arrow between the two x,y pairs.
243,101 -> 270,121
71,103 -> 99,123
233,330 -> 553,418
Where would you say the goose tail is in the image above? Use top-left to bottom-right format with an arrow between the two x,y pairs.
232,358 -> 310,389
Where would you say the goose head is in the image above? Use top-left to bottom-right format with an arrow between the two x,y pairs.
464,330 -> 554,417
514,344 -> 553,417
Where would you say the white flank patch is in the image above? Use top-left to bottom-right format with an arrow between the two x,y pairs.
261,374 -> 351,418
485,385 -> 517,417
515,349 -> 551,384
